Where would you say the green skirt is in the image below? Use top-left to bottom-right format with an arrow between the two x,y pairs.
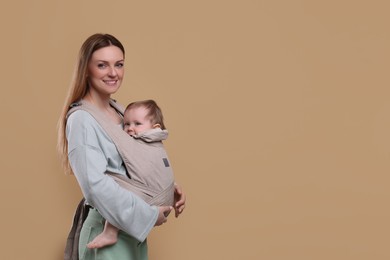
79,208 -> 148,260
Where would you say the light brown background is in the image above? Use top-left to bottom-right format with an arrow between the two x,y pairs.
1,1 -> 389,259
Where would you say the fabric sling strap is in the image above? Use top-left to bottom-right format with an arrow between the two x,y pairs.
64,99 -> 175,260
64,198 -> 90,260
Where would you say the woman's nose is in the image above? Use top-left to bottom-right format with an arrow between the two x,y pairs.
108,66 -> 118,76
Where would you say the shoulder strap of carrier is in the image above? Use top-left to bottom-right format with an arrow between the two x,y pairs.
67,99 -> 135,174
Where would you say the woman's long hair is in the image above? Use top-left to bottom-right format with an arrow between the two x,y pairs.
57,33 -> 125,174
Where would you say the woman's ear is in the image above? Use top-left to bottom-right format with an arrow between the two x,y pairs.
153,123 -> 161,129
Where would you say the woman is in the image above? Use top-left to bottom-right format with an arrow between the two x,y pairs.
58,33 -> 186,260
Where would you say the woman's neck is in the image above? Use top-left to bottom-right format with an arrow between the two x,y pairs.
83,92 -> 111,109
83,92 -> 122,124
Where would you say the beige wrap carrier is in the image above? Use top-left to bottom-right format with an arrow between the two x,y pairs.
67,99 -> 175,207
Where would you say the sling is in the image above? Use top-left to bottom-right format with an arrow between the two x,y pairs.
64,99 -> 175,260
67,99 -> 175,206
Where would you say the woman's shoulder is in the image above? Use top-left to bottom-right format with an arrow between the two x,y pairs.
67,109 -> 100,129
66,109 -> 110,144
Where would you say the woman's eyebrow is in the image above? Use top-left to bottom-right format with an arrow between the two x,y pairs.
95,59 -> 124,63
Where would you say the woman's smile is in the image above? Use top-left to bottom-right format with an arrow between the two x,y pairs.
103,79 -> 119,86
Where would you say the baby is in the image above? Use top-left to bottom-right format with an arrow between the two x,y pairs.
87,99 -> 175,249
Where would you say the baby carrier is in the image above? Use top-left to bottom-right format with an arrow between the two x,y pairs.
64,99 -> 175,260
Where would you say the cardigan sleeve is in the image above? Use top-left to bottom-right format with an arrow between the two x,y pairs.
66,110 -> 158,242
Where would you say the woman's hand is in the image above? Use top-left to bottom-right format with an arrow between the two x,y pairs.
155,206 -> 173,226
174,183 -> 186,218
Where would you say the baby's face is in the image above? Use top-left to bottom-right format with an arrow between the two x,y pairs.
123,107 -> 154,136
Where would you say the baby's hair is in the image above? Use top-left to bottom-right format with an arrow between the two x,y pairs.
125,100 -> 166,130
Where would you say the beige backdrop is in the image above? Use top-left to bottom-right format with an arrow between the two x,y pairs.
1,1 -> 389,259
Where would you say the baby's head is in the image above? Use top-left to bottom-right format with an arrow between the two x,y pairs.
123,99 -> 166,136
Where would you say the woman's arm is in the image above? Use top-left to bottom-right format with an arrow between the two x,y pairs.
67,110 -> 159,242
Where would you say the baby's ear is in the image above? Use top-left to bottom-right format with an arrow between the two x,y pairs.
153,123 -> 161,129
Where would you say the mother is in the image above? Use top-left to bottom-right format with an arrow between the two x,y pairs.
57,33 -> 186,260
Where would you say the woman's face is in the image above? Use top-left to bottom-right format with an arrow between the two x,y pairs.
87,45 -> 124,97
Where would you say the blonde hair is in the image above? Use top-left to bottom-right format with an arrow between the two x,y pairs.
57,33 -> 125,174
125,100 -> 166,130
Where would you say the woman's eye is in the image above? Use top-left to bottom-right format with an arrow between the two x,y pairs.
116,63 -> 124,68
97,63 -> 107,69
